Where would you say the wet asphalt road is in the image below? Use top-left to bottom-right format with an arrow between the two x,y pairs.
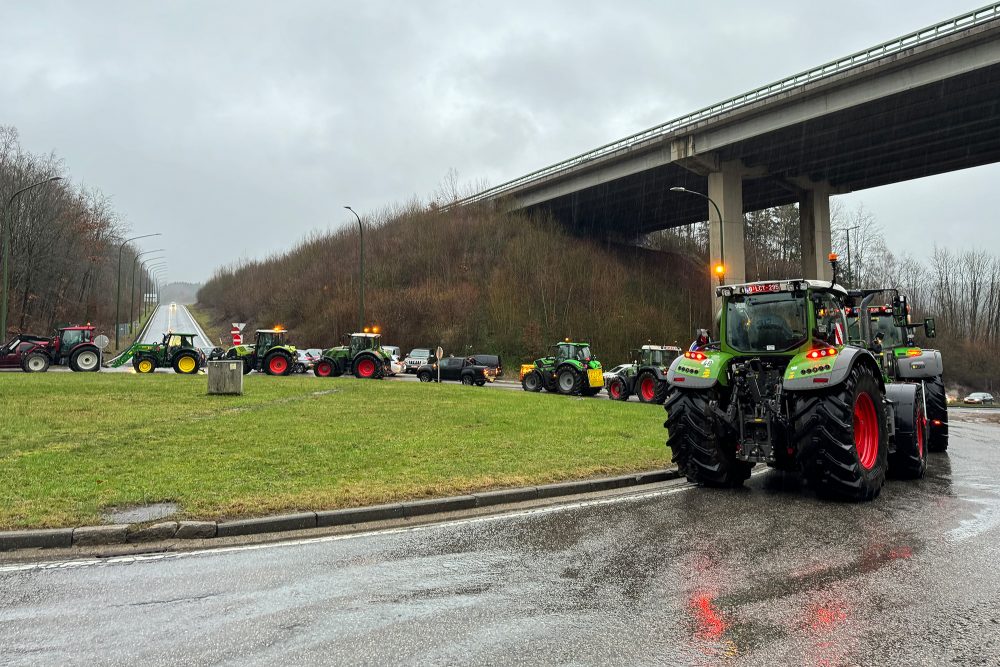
137,303 -> 212,349
3,411 -> 1000,665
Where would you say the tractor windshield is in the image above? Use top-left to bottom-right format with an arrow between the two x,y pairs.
557,344 -> 591,361
60,329 -> 90,347
869,314 -> 905,348
644,349 -> 674,366
726,292 -> 807,353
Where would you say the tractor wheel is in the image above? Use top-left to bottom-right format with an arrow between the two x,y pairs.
542,374 -> 558,392
522,370 -> 543,392
790,363 -> 887,502
314,359 -> 335,378
133,356 -> 155,374
556,367 -> 583,395
418,371 -> 432,382
607,376 -> 629,401
889,385 -> 927,480
665,386 -> 751,487
925,376 -> 949,452
635,371 -> 667,404
264,351 -> 293,376
354,354 -> 382,379
21,352 -> 50,373
70,347 -> 101,372
242,359 -> 252,374
172,352 -> 199,375
582,385 -> 602,397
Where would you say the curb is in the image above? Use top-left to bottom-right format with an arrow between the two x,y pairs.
0,469 -> 678,552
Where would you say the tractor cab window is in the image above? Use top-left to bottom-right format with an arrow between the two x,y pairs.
557,344 -> 590,361
166,335 -> 183,348
257,332 -> 279,349
726,293 -> 807,353
644,348 -> 671,366
813,293 -> 848,345
351,335 -> 377,354
60,329 -> 87,347
869,313 -> 905,348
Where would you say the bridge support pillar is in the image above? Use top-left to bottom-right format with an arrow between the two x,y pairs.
800,184 -> 832,281
707,161 -> 746,290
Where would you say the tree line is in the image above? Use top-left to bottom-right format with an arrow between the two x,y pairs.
0,126 -> 152,345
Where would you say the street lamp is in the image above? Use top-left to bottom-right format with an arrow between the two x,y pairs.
843,225 -> 861,288
670,186 -> 726,284
131,250 -> 164,333
143,262 -> 168,316
116,233 -> 161,348
344,206 -> 365,331
0,175 -> 64,337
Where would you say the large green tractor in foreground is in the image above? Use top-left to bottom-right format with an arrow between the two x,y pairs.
846,293 -> 947,451
221,328 -> 298,375
130,332 -> 203,374
665,263 -> 928,501
314,331 -> 391,379
520,340 -> 604,396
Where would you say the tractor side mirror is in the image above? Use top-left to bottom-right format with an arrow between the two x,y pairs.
924,318 -> 936,338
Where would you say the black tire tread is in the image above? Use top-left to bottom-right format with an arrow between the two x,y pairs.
925,376 -> 949,452
664,387 -> 751,487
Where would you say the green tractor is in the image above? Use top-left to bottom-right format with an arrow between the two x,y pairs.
222,328 -> 298,376
846,292 -> 947,451
664,260 -> 928,501
130,332 -> 203,374
607,344 -> 682,403
520,340 -> 604,396
314,330 -> 391,379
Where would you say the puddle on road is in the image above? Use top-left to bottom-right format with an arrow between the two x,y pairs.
102,502 -> 179,524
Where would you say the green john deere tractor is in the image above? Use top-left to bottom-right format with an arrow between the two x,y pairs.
606,344 -> 682,403
222,328 -> 298,376
845,292 -> 947,451
664,259 -> 928,501
314,331 -> 391,379
130,332 -> 203,374
520,340 -> 604,396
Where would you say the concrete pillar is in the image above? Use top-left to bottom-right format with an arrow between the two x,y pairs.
800,184 -> 832,281
707,161 -> 746,288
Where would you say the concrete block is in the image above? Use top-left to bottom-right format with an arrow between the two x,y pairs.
176,521 -> 218,539
73,525 -> 129,546
215,512 -> 316,537
402,495 -> 477,518
0,528 -> 74,551
207,360 -> 243,395
316,504 -> 405,527
473,487 -> 539,507
126,522 -> 178,543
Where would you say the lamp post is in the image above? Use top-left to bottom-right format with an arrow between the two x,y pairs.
344,206 -> 365,331
116,233 -> 161,348
844,225 -> 861,288
143,262 -> 168,317
150,270 -> 167,310
131,250 -> 164,334
0,175 -> 63,337
670,186 -> 726,285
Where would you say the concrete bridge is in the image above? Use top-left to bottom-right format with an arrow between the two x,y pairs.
462,5 -> 1000,285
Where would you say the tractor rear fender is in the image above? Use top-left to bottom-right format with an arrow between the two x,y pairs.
895,348 -> 943,379
666,350 -> 731,389
557,360 -> 584,373
783,346 -> 885,392
884,382 -> 920,450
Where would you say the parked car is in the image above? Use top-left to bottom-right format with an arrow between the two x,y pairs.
293,349 -> 320,374
963,392 -> 995,405
404,348 -> 434,373
470,354 -> 502,377
382,345 -> 401,361
602,364 -> 633,383
416,356 -> 496,385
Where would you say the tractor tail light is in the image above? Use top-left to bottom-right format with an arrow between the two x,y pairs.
684,351 -> 706,361
806,347 -> 837,360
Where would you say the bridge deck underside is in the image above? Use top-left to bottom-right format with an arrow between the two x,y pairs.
523,62 -> 1000,236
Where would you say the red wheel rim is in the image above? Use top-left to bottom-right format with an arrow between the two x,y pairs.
269,356 -> 288,374
609,381 -> 621,399
640,377 -> 655,401
317,361 -> 332,377
916,405 -> 926,457
358,358 -> 375,377
853,392 -> 879,470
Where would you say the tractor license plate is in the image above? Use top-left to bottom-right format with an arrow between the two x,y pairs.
587,369 -> 604,388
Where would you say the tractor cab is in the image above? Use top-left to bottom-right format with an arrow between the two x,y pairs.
255,329 -> 289,351
552,341 -> 592,363
637,345 -> 681,367
349,332 -> 382,356
162,332 -> 197,352
56,325 -> 95,353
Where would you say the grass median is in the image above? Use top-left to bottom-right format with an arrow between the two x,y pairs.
0,373 -> 670,529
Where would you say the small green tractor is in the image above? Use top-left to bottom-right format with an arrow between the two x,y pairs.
664,259 -> 928,501
129,332 -> 203,374
314,331 -> 391,379
520,340 -> 604,396
845,293 -> 947,451
607,344 -> 682,403
220,328 -> 298,375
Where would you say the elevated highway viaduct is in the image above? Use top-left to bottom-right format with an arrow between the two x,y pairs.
462,5 -> 1000,290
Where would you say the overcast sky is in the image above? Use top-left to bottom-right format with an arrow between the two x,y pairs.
3,1 -> 997,283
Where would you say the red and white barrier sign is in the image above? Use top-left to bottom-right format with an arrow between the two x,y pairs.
232,322 -> 246,345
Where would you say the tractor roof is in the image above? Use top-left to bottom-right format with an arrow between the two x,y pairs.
559,340 -> 590,346
351,332 -> 380,338
256,329 -> 288,334
716,279 -> 848,298
642,344 -> 682,351
59,325 -> 96,331
166,332 -> 196,336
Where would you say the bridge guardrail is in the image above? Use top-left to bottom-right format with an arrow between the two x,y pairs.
457,3 -> 1000,205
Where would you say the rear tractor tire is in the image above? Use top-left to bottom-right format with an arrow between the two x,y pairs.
264,351 -> 293,376
71,347 -> 101,372
790,363 -> 887,502
354,354 -> 382,379
21,352 -> 50,373
172,352 -> 199,375
924,376 -> 949,452
889,385 -> 927,480
607,376 -> 629,401
665,386 -> 751,487
556,367 -> 583,396
521,370 -> 543,392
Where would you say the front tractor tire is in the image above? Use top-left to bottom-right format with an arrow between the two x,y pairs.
21,352 -> 50,373
522,370 -> 543,392
314,358 -> 339,378
925,376 -> 949,452
70,347 -> 101,372
665,387 -> 751,487
556,367 -> 583,396
790,363 -> 888,502
636,371 -> 667,404
134,356 -> 157,374
172,352 -> 199,375
264,351 -> 293,376
353,354 -> 383,379
607,376 -> 629,401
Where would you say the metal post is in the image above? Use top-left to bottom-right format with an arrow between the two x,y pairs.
345,206 -> 364,331
670,187 -> 725,284
844,225 -> 860,288
144,263 -> 167,318
131,250 -> 164,334
115,233 -> 160,349
0,176 -> 63,337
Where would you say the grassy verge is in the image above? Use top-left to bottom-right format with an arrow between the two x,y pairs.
0,374 -> 670,529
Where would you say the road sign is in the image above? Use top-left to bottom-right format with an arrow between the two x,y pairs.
435,346 -> 443,360
94,335 -> 109,350
231,325 -> 243,345
232,323 -> 246,332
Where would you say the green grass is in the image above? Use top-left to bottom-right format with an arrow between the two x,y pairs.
0,373 -> 670,529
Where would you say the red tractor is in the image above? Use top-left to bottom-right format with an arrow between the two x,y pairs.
0,325 -> 104,372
